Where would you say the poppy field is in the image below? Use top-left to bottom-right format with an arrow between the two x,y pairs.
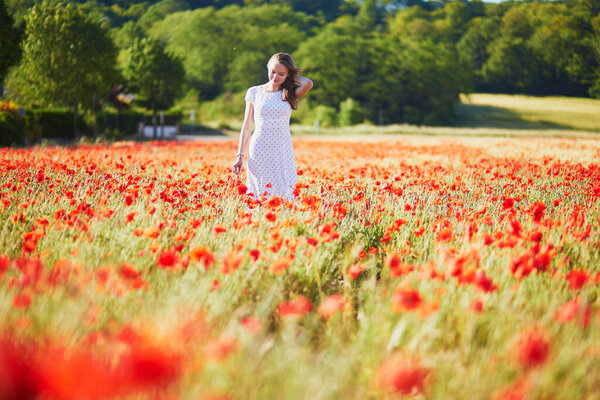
1,135 -> 599,399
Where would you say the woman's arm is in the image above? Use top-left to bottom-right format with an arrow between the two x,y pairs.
295,76 -> 313,99
232,101 -> 254,175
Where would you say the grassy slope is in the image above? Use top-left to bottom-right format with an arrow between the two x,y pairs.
456,94 -> 600,132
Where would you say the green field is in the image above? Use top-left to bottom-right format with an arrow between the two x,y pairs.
456,94 -> 600,132
182,93 -> 600,138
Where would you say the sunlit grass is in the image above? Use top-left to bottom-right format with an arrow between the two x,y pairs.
458,93 -> 600,132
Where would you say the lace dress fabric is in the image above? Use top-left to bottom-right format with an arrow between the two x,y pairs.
244,85 -> 297,200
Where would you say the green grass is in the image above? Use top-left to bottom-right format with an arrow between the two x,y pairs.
177,92 -> 600,138
457,93 -> 600,132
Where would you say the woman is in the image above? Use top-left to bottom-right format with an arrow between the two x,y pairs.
232,53 -> 313,201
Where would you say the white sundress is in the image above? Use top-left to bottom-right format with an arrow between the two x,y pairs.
245,85 -> 298,201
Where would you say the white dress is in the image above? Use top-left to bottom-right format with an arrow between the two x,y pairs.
245,85 -> 297,201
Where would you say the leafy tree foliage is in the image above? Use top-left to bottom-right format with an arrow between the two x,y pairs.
458,2 -> 598,96
123,37 -> 184,136
0,0 -> 23,87
6,0 -> 119,133
297,9 -> 469,125
243,0 -> 345,21
5,0 -> 600,127
151,4 -> 314,99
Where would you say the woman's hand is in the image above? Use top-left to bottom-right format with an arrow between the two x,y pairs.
232,157 -> 243,175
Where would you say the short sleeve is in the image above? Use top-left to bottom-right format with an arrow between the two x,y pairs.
244,86 -> 255,104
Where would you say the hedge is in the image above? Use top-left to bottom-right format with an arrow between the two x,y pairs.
0,113 -> 25,147
27,108 -> 82,140
0,108 -> 182,147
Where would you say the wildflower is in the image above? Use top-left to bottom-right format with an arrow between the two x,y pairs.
385,254 -> 411,277
554,298 -> 591,327
221,252 -> 243,275
157,249 -> 178,268
271,258 -> 290,274
565,269 -> 589,290
212,225 -> 226,236
241,317 -> 262,335
119,263 -> 141,280
470,299 -> 484,313
374,353 -> 431,396
332,203 -> 348,219
511,328 -> 550,369
277,295 -> 312,317
475,271 -> 498,292
0,255 -> 11,279
124,194 -> 134,206
436,227 -> 453,242
190,246 -> 216,270
249,249 -> 260,263
206,335 -> 238,362
385,253 -> 402,271
318,223 -> 339,242
318,294 -> 347,319
529,201 -> 546,223
392,289 -> 422,312
13,293 -> 32,309
413,226 -> 425,237
346,263 -> 366,280
265,211 -> 276,222
125,211 -> 137,223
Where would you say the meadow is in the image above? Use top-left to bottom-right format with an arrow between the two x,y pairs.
456,94 -> 600,132
184,93 -> 600,138
1,134 -> 599,399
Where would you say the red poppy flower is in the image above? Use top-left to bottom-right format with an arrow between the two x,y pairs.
277,295 -> 312,317
392,289 -> 422,312
249,249 -> 260,263
565,269 -> 589,290
13,293 -> 32,309
265,211 -> 276,222
268,256 -> 288,274
374,353 -> 431,396
318,294 -> 347,319
511,328 -> 550,369
346,263 -> 366,280
221,252 -> 243,275
190,246 -> 216,270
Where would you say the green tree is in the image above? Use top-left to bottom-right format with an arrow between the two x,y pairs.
113,20 -> 145,49
151,4 -> 314,99
388,6 -> 436,42
7,1 -> 119,135
298,13 -> 468,125
123,37 -> 184,138
339,98 -> 364,126
242,0 -> 343,21
0,0 -> 23,93
457,16 -> 500,90
138,0 -> 190,30
590,13 -> 600,98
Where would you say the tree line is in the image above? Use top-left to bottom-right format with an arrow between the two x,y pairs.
1,0 -> 599,127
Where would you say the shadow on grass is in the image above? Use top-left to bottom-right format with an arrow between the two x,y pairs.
455,103 -> 573,130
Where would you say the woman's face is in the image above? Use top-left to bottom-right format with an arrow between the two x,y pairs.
267,62 -> 289,87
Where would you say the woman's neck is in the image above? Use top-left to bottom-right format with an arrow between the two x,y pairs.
264,82 -> 280,92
